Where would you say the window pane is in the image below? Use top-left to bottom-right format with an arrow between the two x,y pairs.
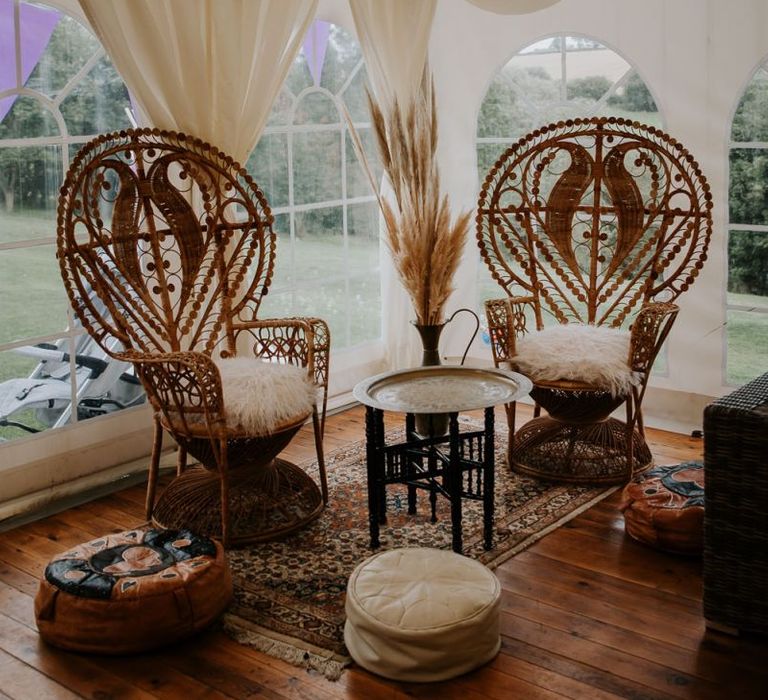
347,201 -> 379,270
0,2 -> 137,448
476,143 -> 509,182
292,279 -> 348,347
266,89 -> 293,128
321,25 -> 363,95
0,340 -> 72,441
26,13 -> 99,99
0,244 -> 70,344
348,274 -> 380,347
60,54 -> 131,135
729,150 -> 768,226
345,128 -> 381,199
599,70 -> 661,126
246,133 -> 289,209
0,334 -> 145,443
728,230 -> 768,298
0,145 -> 61,242
476,74 -> 535,140
727,309 -> 768,385
475,34 -> 663,328
293,131 -> 341,204
293,206 -> 343,281
294,91 -> 339,126
0,95 -> 58,138
284,52 -> 312,96
566,41 -> 630,83
731,66 -> 768,142
73,334 -> 145,424
270,212 -> 292,291
341,65 -> 371,123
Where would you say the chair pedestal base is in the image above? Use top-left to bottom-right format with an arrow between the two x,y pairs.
152,460 -> 323,546
511,416 -> 652,485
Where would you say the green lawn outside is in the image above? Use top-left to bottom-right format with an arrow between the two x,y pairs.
0,209 -> 381,377
727,291 -> 768,310
4,205 -> 762,443
727,305 -> 768,385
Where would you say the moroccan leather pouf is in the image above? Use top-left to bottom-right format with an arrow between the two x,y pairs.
621,461 -> 705,555
35,528 -> 232,654
344,547 -> 501,682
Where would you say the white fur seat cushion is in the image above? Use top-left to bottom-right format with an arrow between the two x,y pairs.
513,324 -> 638,397
344,548 -> 501,682
214,357 -> 315,434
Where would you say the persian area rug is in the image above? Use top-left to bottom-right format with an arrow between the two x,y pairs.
223,419 -> 617,680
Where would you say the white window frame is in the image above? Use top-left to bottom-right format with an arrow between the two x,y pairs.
256,33 -> 381,352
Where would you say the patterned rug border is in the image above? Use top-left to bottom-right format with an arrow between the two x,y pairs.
223,419 -> 619,680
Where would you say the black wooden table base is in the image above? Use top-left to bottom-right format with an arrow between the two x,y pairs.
364,406 -> 495,554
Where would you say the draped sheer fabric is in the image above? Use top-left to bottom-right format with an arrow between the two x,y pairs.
348,0 -> 435,109
79,0 -> 317,164
349,0 -> 437,369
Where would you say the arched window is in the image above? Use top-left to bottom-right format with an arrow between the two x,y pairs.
727,61 -> 768,385
0,0 -> 139,443
475,34 -> 662,340
246,21 -> 381,351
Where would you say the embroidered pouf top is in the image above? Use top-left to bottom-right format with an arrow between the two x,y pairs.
35,528 -> 232,654
620,461 -> 705,555
344,547 -> 501,682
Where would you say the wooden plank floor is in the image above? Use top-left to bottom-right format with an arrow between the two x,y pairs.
1,405 -> 767,699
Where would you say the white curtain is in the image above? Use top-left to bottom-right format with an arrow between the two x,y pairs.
79,0 -> 317,164
349,0 -> 437,370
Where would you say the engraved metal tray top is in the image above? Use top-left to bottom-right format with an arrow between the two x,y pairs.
353,365 -> 532,413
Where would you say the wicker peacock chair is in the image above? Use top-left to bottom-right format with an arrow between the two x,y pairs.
477,117 -> 712,484
57,128 -> 330,547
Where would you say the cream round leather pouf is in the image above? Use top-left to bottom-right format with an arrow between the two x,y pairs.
344,548 -> 501,682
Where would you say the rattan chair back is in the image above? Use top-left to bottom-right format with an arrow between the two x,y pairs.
477,117 -> 713,330
57,128 -> 275,359
56,129 -> 330,547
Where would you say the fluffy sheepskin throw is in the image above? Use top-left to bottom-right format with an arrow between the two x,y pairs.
214,357 -> 315,434
513,324 -> 639,397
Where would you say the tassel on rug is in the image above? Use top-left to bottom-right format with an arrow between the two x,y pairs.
222,616 -> 351,682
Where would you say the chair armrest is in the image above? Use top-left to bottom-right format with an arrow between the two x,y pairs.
233,317 -> 331,437
484,296 -> 535,367
232,318 -> 330,389
629,302 -> 679,374
118,349 -> 226,436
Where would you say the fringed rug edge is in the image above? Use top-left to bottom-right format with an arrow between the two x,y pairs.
222,614 -> 351,682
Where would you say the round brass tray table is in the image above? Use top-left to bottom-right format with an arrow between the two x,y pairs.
353,365 -> 532,554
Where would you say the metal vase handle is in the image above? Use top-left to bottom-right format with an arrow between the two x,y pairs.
445,307 -> 480,366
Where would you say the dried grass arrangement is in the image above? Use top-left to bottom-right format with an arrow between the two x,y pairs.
346,73 -> 471,326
